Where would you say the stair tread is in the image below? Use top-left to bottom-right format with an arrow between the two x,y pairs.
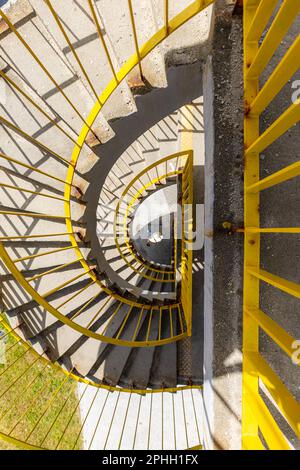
95,0 -> 167,89
30,0 -> 136,123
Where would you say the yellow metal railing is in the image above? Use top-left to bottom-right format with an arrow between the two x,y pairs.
0,0 -> 213,452
114,151 -> 194,334
64,0 -> 213,301
243,0 -> 300,450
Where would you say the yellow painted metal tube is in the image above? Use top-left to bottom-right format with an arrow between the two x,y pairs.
0,114 -> 71,165
242,436 -> 265,451
56,280 -> 96,310
0,231 -> 74,241
116,305 -> 134,340
0,432 -> 43,451
249,33 -> 300,116
86,295 -> 112,329
165,0 -> 169,34
0,182 -> 68,202
246,1 -> 300,80
245,389 -> 291,450
70,290 -> 102,321
42,269 -> 93,298
247,352 -> 300,439
27,258 -> 82,283
244,227 -> 300,234
0,210 -> 67,219
13,245 -> 75,264
245,308 -> 297,359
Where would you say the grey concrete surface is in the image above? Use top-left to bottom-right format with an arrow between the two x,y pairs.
131,187 -> 176,266
77,384 -> 204,450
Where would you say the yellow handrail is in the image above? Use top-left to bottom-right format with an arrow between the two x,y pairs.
114,152 -> 192,283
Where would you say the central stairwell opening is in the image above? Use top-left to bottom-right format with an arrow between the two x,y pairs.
3,0 -> 297,452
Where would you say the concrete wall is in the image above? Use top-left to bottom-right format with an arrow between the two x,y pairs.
202,0 -> 244,450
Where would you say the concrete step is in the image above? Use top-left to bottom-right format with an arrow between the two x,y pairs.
22,292 -> 145,370
137,112 -> 180,185
77,384 -> 204,450
152,0 -> 213,67
16,292 -> 108,362
1,266 -> 92,316
87,303 -> 139,382
149,310 -> 177,388
101,157 -> 134,199
114,142 -> 147,192
0,59 -> 91,183
57,297 -> 124,376
136,271 -> 153,292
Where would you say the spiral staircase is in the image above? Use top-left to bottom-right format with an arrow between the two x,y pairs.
0,0 -> 300,451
